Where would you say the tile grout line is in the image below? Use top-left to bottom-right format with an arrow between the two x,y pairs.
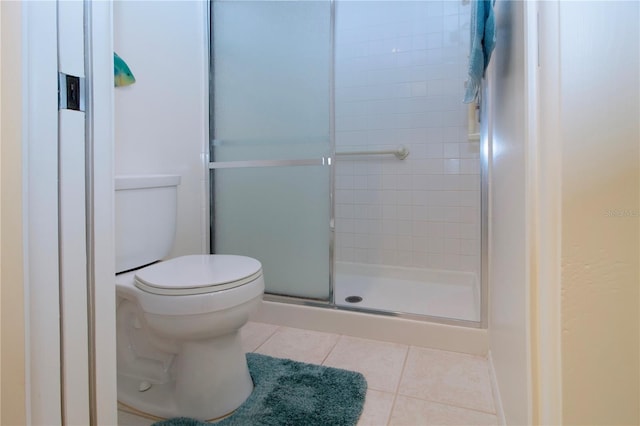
251,324 -> 281,353
320,333 -> 344,365
246,324 -> 498,422
386,344 -> 411,426
393,347 -> 497,416
253,325 -> 342,366
393,392 -> 499,417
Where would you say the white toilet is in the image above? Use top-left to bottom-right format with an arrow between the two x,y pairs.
114,174 -> 264,421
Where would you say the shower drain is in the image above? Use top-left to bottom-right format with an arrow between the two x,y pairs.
345,295 -> 363,303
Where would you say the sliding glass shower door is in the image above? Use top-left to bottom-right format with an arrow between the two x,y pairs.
210,1 -> 332,300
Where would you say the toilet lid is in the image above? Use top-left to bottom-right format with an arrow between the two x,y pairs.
134,255 -> 263,296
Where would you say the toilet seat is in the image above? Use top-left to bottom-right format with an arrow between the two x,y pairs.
135,255 -> 262,296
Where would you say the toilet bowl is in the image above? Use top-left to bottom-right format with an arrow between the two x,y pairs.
114,175 -> 264,421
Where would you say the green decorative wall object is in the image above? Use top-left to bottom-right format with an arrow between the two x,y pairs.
114,52 -> 136,87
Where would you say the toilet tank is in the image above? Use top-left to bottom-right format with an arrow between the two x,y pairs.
115,174 -> 181,273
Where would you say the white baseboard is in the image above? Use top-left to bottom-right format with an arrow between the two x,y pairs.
251,300 -> 488,355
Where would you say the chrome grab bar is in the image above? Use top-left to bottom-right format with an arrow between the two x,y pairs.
335,145 -> 409,160
207,145 -> 410,170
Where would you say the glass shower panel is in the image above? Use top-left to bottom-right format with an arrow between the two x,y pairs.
211,0 -> 332,300
213,0 -> 331,162
332,1 -> 480,321
214,166 -> 330,299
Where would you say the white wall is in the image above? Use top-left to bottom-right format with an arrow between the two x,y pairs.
490,2 -> 640,424
114,1 -> 208,258
487,1 -> 530,425
558,2 -> 639,424
0,1 -> 27,424
334,1 -> 481,277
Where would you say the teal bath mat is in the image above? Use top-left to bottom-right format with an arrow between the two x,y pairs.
153,353 -> 367,426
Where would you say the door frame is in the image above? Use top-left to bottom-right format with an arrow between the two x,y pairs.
22,1 -> 117,423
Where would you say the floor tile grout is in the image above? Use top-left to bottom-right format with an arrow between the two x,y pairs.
320,333 -> 343,365
250,324 -> 281,353
394,392 -> 499,417
120,323 -> 498,425
246,324 -> 498,424
386,344 -> 411,426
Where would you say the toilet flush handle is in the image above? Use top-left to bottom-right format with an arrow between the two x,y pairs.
139,381 -> 152,392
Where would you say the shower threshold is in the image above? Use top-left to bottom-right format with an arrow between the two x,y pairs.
334,262 -> 480,322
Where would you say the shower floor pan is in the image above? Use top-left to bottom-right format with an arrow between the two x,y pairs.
334,262 -> 480,322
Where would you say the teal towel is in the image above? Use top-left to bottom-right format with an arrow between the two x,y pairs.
463,0 -> 496,103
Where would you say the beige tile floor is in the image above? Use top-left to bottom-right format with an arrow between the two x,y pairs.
119,321 -> 498,426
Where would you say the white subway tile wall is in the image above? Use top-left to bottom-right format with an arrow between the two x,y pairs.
334,1 -> 480,276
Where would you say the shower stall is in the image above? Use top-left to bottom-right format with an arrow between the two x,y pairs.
209,0 -> 484,325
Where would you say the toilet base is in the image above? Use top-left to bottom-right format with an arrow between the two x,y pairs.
117,331 -> 253,421
118,400 -> 238,424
